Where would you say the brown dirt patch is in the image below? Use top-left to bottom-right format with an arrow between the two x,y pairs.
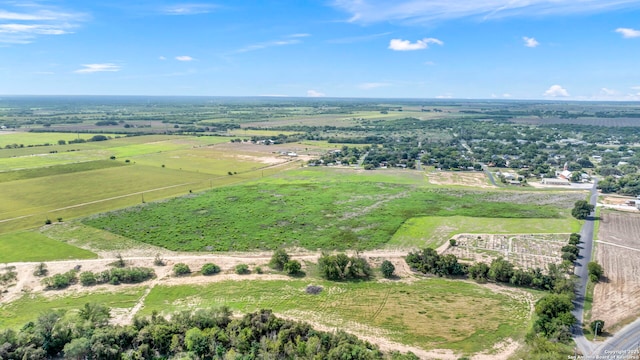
592,211 -> 640,330
427,170 -> 495,188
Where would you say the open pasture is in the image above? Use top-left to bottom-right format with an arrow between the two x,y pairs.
83,168 -> 572,252
0,131 -> 108,148
592,210 -> 640,330
442,233 -> 568,270
0,135 -> 299,234
0,231 -> 97,263
141,279 -> 531,354
388,216 -> 580,248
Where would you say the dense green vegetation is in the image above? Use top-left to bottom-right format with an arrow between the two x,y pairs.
84,178 -> 568,251
0,304 -> 420,360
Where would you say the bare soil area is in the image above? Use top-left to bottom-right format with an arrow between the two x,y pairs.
427,170 -> 494,188
442,233 -> 568,270
592,211 -> 640,330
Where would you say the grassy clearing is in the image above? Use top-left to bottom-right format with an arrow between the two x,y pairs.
0,132 -> 107,148
140,279 -> 530,354
388,216 -> 581,248
0,160 -> 125,183
0,287 -> 144,329
41,221 -> 159,252
256,167 -> 428,186
84,168 -> 568,251
0,231 -> 96,263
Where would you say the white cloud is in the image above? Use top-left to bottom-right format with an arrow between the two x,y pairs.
601,87 -> 617,95
74,63 -> 121,74
615,27 -> 640,38
159,56 -> 166,60
359,82 -> 391,90
543,85 -> 570,97
175,55 -> 194,61
307,90 -> 326,97
424,61 -> 436,66
503,93 -> 512,98
436,94 -> 453,99
389,38 -> 443,51
332,1 -> 640,24
233,34 -> 310,54
523,36 -> 539,48
0,4 -> 87,44
162,4 -> 219,15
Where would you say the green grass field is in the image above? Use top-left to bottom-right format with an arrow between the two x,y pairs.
0,231 -> 96,262
388,215 -> 582,248
0,132 -> 108,148
0,287 -> 144,329
83,168 -> 571,251
140,279 -> 531,354
0,133 -> 298,235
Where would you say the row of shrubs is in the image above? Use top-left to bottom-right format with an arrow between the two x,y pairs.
43,267 -> 156,289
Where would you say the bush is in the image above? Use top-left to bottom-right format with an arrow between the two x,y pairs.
153,254 -> 165,266
33,263 -> 48,277
79,271 -> 97,286
45,219 -> 52,225
111,253 -> 126,268
201,263 -> 221,276
42,270 -> 78,290
380,260 -> 395,278
318,253 -> 372,281
283,260 -> 302,275
255,266 -> 263,274
235,264 -> 250,275
173,263 -> 191,276
269,249 -> 290,271
449,239 -> 457,246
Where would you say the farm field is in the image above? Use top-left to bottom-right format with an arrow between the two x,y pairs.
592,210 -> 640,330
140,278 -> 532,355
0,134 -> 303,234
442,233 -> 569,270
83,167 -> 574,252
388,216 -> 581,248
0,131 -> 109,148
0,231 -> 97,263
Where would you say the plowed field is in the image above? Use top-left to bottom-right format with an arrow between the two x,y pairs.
592,211 -> 640,329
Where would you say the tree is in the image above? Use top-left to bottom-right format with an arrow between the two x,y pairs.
380,260 -> 395,278
587,261 -> 604,282
78,302 -> 111,327
590,320 -> 605,336
468,262 -> 490,282
488,257 -> 514,283
269,249 -> 290,271
283,260 -> 302,275
571,200 -> 594,220
63,337 -> 91,360
173,263 -> 191,276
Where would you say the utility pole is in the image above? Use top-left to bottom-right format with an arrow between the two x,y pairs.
594,322 -> 600,341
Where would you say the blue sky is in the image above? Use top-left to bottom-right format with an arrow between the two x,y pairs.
1,0 -> 639,100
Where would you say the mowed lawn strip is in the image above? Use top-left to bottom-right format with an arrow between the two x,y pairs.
0,231 -> 96,262
140,279 -> 530,354
0,288 -> 144,329
389,215 -> 582,248
83,177 -> 566,251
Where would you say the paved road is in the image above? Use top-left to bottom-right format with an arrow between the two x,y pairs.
592,316 -> 640,357
572,179 -> 598,355
481,163 -> 498,186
